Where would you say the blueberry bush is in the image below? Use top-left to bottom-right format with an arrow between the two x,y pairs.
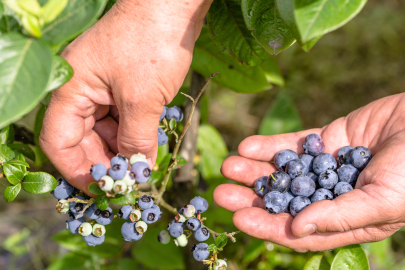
0,0 -> 400,269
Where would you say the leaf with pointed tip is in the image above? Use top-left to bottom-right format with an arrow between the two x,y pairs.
46,56 -> 73,92
4,183 -> 21,202
14,153 -> 27,174
95,194 -> 109,210
8,159 -> 29,168
88,182 -> 104,196
215,233 -> 228,249
242,0 -> 296,55
3,163 -> 24,185
0,144 -> 15,163
109,193 -> 135,205
8,143 -> 35,161
331,244 -> 369,270
207,0 -> 269,66
304,254 -> 330,270
207,244 -> 217,252
22,172 -> 57,194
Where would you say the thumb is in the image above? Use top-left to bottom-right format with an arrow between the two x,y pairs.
290,187 -> 394,238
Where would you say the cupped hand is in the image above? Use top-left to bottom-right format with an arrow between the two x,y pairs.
214,94 -> 405,252
39,0 -> 212,194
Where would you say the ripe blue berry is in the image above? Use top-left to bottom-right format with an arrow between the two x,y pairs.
350,146 -> 372,170
286,159 -> 309,179
274,150 -> 299,171
131,162 -> 151,183
109,155 -> 128,180
307,172 -> 319,182
118,205 -> 133,220
303,133 -> 325,156
168,221 -> 184,238
83,234 -> 105,246
313,153 -> 337,175
290,196 -> 311,217
311,188 -> 333,203
264,191 -> 288,214
284,191 -> 295,213
160,106 -> 167,122
96,207 -> 113,225
166,106 -> 184,122
90,164 -> 107,181
318,169 -> 338,189
192,243 -> 210,261
66,216 -> 85,234
267,171 -> 291,193
334,182 -> 353,196
290,176 -> 316,197
51,178 -> 74,200
158,127 -> 169,145
85,204 -> 101,219
195,227 -> 210,242
337,164 -> 360,186
190,196 -> 209,214
337,146 -> 354,166
186,217 -> 201,231
142,208 -> 161,224
138,195 -> 154,210
69,196 -> 87,218
121,221 -> 143,242
300,154 -> 314,172
254,176 -> 269,197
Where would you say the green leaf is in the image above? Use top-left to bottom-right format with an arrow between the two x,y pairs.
169,118 -> 177,130
331,245 -> 369,270
95,194 -> 109,210
197,124 -> 228,158
0,33 -> 53,129
191,26 -> 271,93
8,143 -> 35,161
156,144 -> 169,165
294,0 -> 367,43
22,172 -> 57,194
88,182 -> 104,196
215,232 -> 228,249
207,244 -> 217,252
4,182 -> 21,202
0,15 -> 20,34
304,254 -> 330,270
42,0 -> 107,45
241,0 -> 296,55
148,170 -> 164,185
0,144 -> 15,162
3,228 -> 30,255
46,56 -> 74,92
3,163 -> 23,184
14,153 -> 27,174
259,57 -> 284,86
207,0 -> 269,66
17,0 -> 42,17
109,193 -> 135,205
42,0 -> 68,23
8,159 -> 29,167
258,92 -> 302,136
0,124 -> 14,144
21,13 -> 42,38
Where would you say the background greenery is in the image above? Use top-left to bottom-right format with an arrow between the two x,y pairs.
0,0 -> 404,269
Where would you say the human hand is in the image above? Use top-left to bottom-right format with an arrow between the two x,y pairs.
214,94 -> 405,252
39,0 -> 212,194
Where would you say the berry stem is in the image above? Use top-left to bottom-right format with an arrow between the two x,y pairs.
206,227 -> 239,243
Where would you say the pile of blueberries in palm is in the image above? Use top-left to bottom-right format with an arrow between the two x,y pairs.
158,106 -> 184,145
254,133 -> 373,217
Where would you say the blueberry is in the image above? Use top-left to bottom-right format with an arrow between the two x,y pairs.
318,169 -> 338,189
192,243 -> 210,261
118,205 -> 133,220
337,164 -> 360,186
168,221 -> 184,238
254,176 -> 269,197
190,196 -> 209,214
158,127 -> 169,145
129,153 -> 147,166
274,150 -> 299,171
85,204 -> 101,219
313,153 -> 337,175
290,196 -> 311,217
334,182 -> 353,196
69,195 -> 87,217
303,133 -> 325,156
83,234 -> 105,246
337,146 -> 354,166
195,227 -> 210,242
109,154 -> 129,180
160,106 -> 167,122
186,217 -> 201,231
96,207 -> 113,225
166,106 -> 184,122
151,204 -> 162,219
66,216 -> 85,234
267,171 -> 291,193
142,208 -> 161,224
90,164 -> 107,181
158,230 -> 171,244
350,146 -> 372,170
307,172 -> 319,182
138,195 -> 154,209
131,162 -> 151,183
121,221 -> 143,242
51,178 -> 74,200
311,188 -> 333,203
264,191 -> 288,214
284,191 -> 295,213
290,176 -> 316,197
286,159 -> 309,179
300,154 -> 314,172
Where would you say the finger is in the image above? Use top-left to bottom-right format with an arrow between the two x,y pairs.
213,184 -> 264,211
221,156 -> 275,187
93,116 -> 119,154
233,207 -> 390,252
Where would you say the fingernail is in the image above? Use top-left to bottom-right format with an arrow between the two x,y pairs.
301,224 -> 317,237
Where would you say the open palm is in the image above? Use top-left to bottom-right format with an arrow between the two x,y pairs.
214,94 -> 405,252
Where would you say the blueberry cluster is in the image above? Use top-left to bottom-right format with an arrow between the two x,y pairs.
53,178 -> 111,246
90,153 -> 151,197
254,133 -> 372,217
119,195 -> 163,241
158,106 -> 184,145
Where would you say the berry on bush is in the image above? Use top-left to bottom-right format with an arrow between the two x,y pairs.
118,205 -> 133,220
186,217 -> 201,231
90,164 -> 107,181
83,234 -> 105,246
195,227 -> 210,242
78,222 -> 92,236
158,230 -> 171,244
192,243 -> 210,261
138,195 -> 154,209
96,207 -> 113,225
166,106 -> 184,122
131,162 -> 151,183
190,196 -> 209,214
121,221 -> 143,242
51,178 -> 74,200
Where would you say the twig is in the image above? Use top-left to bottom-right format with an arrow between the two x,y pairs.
206,227 -> 240,243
